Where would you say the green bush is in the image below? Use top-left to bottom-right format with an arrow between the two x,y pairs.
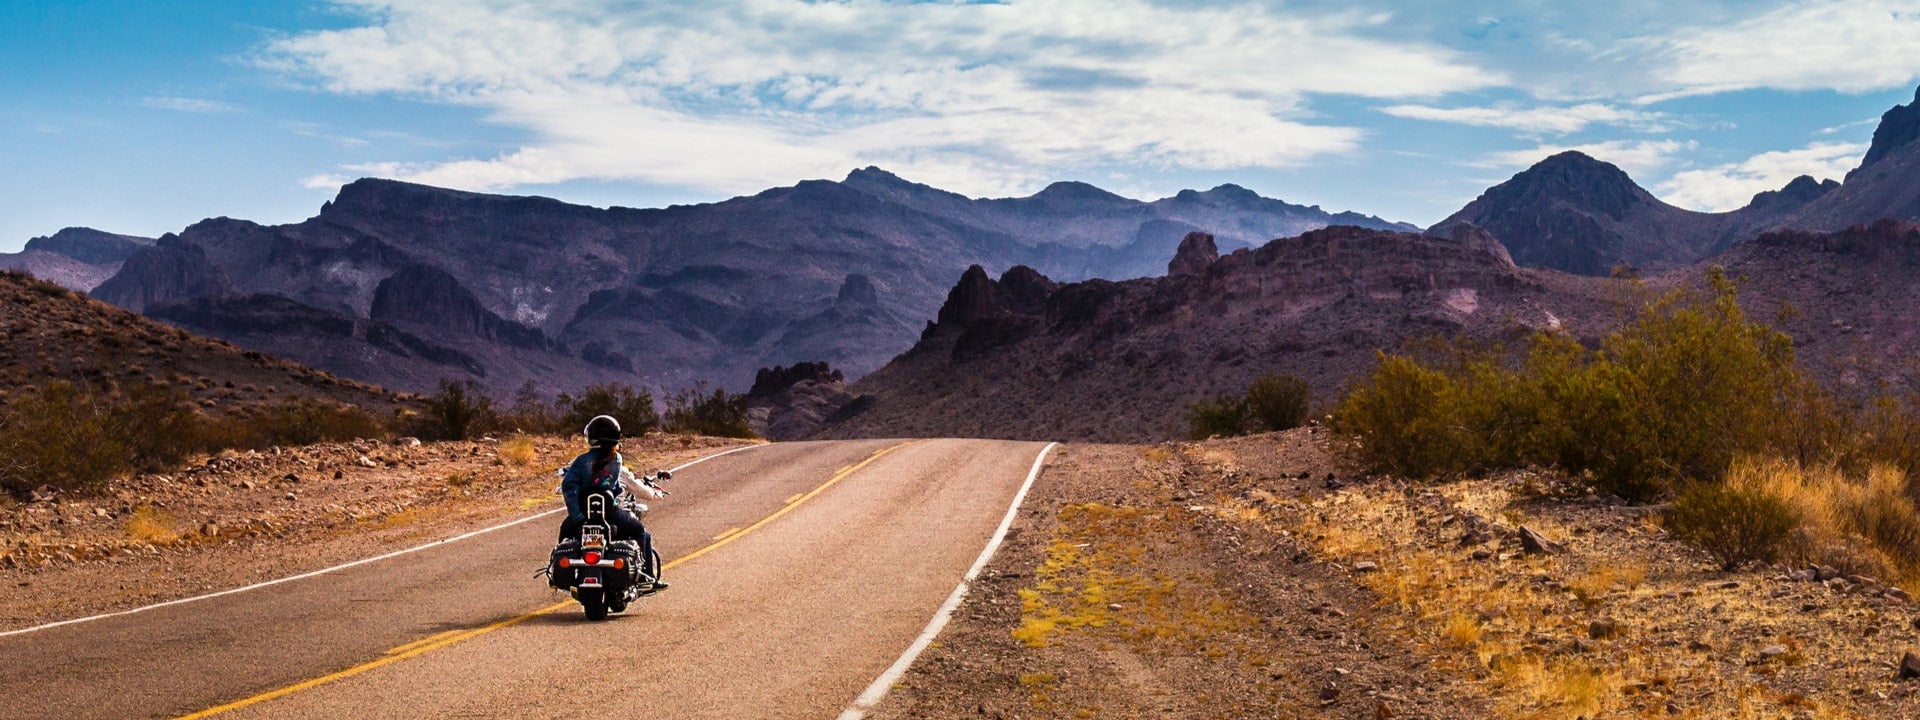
556,383 -> 661,437
663,383 -> 755,438
1184,395 -> 1247,440
1665,483 -> 1799,570
0,381 -> 139,496
1244,373 -> 1310,432
1333,268 -> 1807,499
419,379 -> 495,441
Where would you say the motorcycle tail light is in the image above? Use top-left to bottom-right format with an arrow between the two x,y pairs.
584,551 -> 601,565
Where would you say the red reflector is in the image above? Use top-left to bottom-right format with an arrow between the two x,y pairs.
584,551 -> 601,565
612,558 -> 624,570
557,558 -> 570,568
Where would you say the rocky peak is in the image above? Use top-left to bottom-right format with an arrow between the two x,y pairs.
1853,85 -> 1920,178
843,166 -> 912,187
836,273 -> 879,305
1510,151 -> 1644,219
748,361 -> 845,400
23,227 -> 153,265
935,265 -> 999,328
1746,174 -> 1840,214
89,238 -> 231,312
1168,231 -> 1220,276
995,265 -> 1058,315
1445,222 -> 1516,268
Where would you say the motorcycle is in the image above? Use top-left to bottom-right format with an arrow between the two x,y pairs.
543,470 -> 670,621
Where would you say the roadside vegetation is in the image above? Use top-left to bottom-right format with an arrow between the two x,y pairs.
1331,267 -> 1920,579
2,373 -> 756,499
0,379 -> 388,497
1184,372 -> 1311,440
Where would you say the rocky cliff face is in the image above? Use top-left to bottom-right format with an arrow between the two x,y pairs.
1788,87 -> 1920,232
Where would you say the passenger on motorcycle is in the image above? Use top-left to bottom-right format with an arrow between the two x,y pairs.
558,415 -> 668,592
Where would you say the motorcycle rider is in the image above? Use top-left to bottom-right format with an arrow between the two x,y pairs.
558,415 -> 668,593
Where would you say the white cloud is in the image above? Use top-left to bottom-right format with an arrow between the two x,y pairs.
1475,139 -> 1696,179
1654,0 -> 1920,98
1380,102 -> 1668,134
140,97 -> 241,113
262,0 -> 1502,196
1654,141 -> 1866,211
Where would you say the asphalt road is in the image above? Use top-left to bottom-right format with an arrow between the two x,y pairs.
0,438 -> 1053,720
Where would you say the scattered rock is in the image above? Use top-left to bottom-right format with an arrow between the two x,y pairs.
1518,527 -> 1564,555
1901,652 -> 1920,680
1817,565 -> 1841,581
1353,561 -> 1380,573
1758,645 -> 1788,662
1589,618 -> 1620,639
357,456 -> 378,468
393,437 -> 421,448
200,523 -> 219,537
1712,581 -> 1740,590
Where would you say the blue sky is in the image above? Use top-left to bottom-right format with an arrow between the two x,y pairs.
5,0 -> 1920,252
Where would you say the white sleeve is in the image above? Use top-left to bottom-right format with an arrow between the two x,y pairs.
618,466 -> 645,497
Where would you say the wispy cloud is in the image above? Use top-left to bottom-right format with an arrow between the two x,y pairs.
1380,102 -> 1668,134
1654,141 -> 1866,211
1649,0 -> 1920,100
263,0 -> 1502,197
1473,139 -> 1697,178
140,96 -> 241,113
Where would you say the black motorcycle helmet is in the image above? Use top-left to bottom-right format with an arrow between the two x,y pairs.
584,415 -> 621,449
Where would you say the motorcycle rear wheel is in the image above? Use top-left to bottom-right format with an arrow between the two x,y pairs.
580,588 -> 609,621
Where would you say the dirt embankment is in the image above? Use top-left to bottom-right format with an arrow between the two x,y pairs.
874,429 -> 1920,718
0,433 -> 752,630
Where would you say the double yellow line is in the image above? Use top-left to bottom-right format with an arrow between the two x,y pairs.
177,441 -> 911,719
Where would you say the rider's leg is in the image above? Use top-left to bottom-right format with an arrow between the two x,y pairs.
610,508 -> 658,581
557,514 -> 583,543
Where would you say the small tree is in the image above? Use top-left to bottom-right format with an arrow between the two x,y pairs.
1244,373 -> 1310,432
421,379 -> 495,441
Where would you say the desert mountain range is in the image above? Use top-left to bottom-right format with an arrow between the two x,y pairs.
11,87 -> 1920,425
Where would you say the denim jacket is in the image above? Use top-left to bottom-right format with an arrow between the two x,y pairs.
560,451 -> 624,521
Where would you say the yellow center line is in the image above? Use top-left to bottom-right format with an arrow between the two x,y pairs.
782,492 -> 804,505
174,441 -> 914,720
711,527 -> 743,541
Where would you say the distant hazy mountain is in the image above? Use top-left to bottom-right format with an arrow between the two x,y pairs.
0,228 -> 153,292
80,169 -> 1409,396
1429,86 -> 1920,276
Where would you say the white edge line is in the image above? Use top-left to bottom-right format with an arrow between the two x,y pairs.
0,442 -> 762,639
836,441 -> 1058,720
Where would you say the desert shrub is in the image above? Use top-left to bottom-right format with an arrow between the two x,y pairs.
556,383 -> 661,437
663,383 -> 755,438
498,436 -> 538,466
1730,457 -> 1920,586
418,379 -> 495,441
252,399 -> 386,446
1664,482 -> 1799,570
1184,395 -> 1247,440
498,380 -> 560,434
1334,268 -> 1806,500
1243,373 -> 1310,432
0,381 -> 137,496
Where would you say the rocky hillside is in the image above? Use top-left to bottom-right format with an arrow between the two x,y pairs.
0,269 -> 406,417
0,228 -> 153,292
808,226 -> 1619,442
79,170 -> 1408,397
786,218 -> 1920,443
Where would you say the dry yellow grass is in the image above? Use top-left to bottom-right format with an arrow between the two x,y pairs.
122,506 -> 180,544
1442,613 -> 1482,649
1728,456 -> 1920,589
498,436 -> 538,466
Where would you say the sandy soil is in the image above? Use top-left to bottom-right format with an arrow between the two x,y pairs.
0,433 -> 753,630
